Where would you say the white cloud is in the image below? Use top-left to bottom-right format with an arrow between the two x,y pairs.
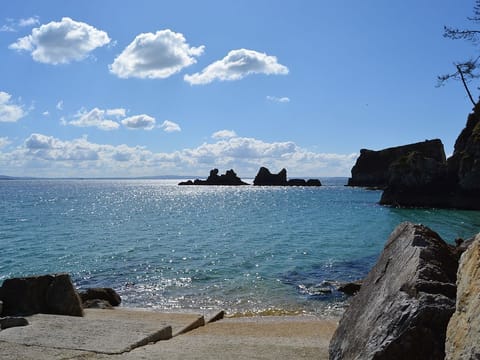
212,130 -> 237,139
42,111 -> 50,116
1,16 -> 39,32
9,17 -> 110,64
0,133 -> 357,178
160,120 -> 181,132
0,137 -> 11,149
19,16 -> 40,27
69,108 -> 120,131
0,91 -> 25,122
0,24 -> 15,32
109,29 -> 205,79
184,49 -> 289,85
106,108 -> 126,117
56,100 -> 64,110
266,96 -> 290,103
122,114 -> 156,130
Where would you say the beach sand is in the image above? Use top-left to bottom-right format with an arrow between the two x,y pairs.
0,308 -> 338,359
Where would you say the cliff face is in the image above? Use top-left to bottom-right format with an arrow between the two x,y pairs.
380,102 -> 480,209
347,139 -> 446,188
445,235 -> 480,360
448,103 -> 480,195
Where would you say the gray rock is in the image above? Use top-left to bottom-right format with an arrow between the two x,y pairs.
329,222 -> 458,360
0,317 -> 29,330
82,299 -> 113,309
78,287 -> 121,307
0,273 -> 83,317
445,235 -> 480,360
337,280 -> 362,296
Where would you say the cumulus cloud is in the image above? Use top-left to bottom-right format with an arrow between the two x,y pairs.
160,120 -> 181,132
266,96 -> 290,103
122,114 -> 156,130
69,108 -> 121,131
0,133 -> 357,178
109,29 -> 205,79
0,91 -> 25,122
184,49 -> 289,85
9,17 -> 110,64
212,130 -> 237,139
56,100 -> 64,110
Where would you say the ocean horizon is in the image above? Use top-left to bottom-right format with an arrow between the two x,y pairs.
1,178 -> 479,317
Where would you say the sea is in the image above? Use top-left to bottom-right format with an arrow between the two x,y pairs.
1,178 -> 479,317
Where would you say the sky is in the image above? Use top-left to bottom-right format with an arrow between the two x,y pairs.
0,0 -> 478,178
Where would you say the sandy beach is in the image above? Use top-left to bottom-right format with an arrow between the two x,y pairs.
0,308 -> 339,360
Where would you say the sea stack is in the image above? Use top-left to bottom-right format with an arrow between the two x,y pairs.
347,139 -> 446,189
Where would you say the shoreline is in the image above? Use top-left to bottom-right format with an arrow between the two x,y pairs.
0,307 -> 340,359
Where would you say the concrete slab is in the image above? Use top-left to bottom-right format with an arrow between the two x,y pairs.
110,315 -> 339,360
0,309 -> 206,355
83,308 -> 206,336
0,313 -> 172,354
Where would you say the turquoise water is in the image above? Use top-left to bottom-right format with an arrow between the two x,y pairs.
1,178 -> 479,316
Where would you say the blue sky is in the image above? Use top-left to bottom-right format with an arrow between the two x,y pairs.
0,0 -> 477,178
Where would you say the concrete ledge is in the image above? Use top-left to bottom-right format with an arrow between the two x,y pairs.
0,308 -> 211,355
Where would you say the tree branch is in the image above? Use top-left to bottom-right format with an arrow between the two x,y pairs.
457,64 -> 477,106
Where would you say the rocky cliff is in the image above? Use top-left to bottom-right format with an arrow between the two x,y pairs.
380,102 -> 480,209
347,139 -> 446,188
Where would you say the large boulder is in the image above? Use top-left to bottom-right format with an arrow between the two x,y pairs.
0,274 -> 83,317
329,222 -> 458,360
347,139 -> 446,188
445,235 -> 480,360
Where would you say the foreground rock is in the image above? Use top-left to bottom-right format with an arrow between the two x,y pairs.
179,169 -> 248,186
445,235 -> 480,360
0,317 -> 29,330
253,167 -> 321,186
380,102 -> 480,209
329,222 -> 458,360
78,287 -> 121,307
347,139 -> 446,188
0,273 -> 83,317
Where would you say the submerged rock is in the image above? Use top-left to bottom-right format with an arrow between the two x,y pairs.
0,273 -> 83,317
337,280 -> 362,296
445,235 -> 480,360
329,222 -> 458,360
